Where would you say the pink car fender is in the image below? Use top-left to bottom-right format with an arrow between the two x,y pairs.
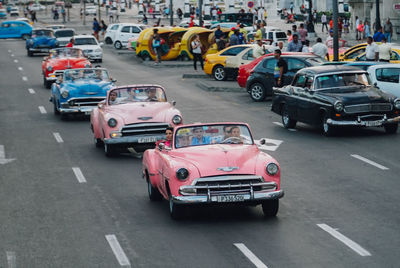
254,152 -> 281,188
142,149 -> 161,188
91,107 -> 102,139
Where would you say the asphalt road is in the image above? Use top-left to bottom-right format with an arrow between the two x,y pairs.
1,35 -> 400,268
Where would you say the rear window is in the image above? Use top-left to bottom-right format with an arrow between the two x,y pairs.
55,30 -> 74,38
220,47 -> 247,56
276,32 -> 287,39
74,37 -> 97,45
375,68 -> 400,83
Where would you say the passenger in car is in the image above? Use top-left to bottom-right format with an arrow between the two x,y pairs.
191,127 -> 211,145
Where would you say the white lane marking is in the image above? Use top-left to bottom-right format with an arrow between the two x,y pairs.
11,54 -> 14,57
53,132 -> 64,143
14,59 -> 18,63
6,251 -> 16,268
105,234 -> 131,267
72,167 -> 87,183
28,88 -> 35,94
38,106 -> 47,114
8,50 -> 11,53
234,243 -> 268,268
18,67 -> 23,71
0,145 -> 16,165
22,76 -> 28,81
254,138 -> 283,152
317,224 -> 371,257
351,154 -> 389,170
273,121 -> 297,131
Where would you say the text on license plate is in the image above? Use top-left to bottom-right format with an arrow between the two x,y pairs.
365,120 -> 382,127
217,195 -> 245,202
138,136 -> 158,143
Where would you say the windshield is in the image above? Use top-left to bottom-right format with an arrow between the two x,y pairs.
108,86 -> 166,105
175,124 -> 253,149
33,30 -> 54,37
74,38 -> 97,45
55,30 -> 74,38
276,32 -> 287,38
63,69 -> 109,82
50,48 -> 83,58
315,73 -> 370,89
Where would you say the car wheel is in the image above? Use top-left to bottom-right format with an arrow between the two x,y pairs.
169,192 -> 184,220
27,49 -> 33,57
142,54 -> 151,61
53,100 -> 60,115
384,123 -> 398,134
281,104 -> 297,129
21,34 -> 30,40
114,41 -> 122,49
94,137 -> 103,148
261,199 -> 279,217
321,114 -> 336,136
213,65 -> 226,81
147,178 -> 162,201
43,77 -> 51,89
98,59 -> 102,63
105,37 -> 112,44
249,82 -> 266,101
104,143 -> 117,157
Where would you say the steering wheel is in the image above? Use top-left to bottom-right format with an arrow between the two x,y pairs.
220,137 -> 243,144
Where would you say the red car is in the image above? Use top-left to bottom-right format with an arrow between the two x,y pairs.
41,47 -> 91,88
237,52 -> 315,88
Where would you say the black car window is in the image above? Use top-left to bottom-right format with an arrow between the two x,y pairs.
242,49 -> 254,61
263,58 -> 277,71
121,26 -> 130,33
376,68 -> 400,83
111,24 -> 119,30
276,32 -> 287,38
220,47 -> 247,56
287,58 -> 306,73
132,26 -> 141,33
293,75 -> 306,87
390,51 -> 399,61
268,32 -> 273,39
346,48 -> 365,59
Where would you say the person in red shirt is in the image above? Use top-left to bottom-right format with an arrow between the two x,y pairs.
329,19 -> 333,30
66,38 -> 75,47
189,15 -> 195,27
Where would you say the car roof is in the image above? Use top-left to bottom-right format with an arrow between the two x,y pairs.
33,28 -> 54,31
368,63 -> 400,69
54,28 -> 75,32
299,65 -> 367,75
3,20 -> 29,24
344,62 -> 379,66
74,34 -> 96,38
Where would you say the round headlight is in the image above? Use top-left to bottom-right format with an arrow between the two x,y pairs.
394,99 -> 400,109
108,118 -> 117,127
84,64 -> 91,68
176,168 -> 189,181
334,101 -> 344,112
61,90 -> 69,98
172,115 -> 182,124
266,163 -> 279,175
95,48 -> 102,53
47,66 -> 53,72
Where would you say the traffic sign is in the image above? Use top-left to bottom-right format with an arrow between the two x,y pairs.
248,1 -> 254,8
394,3 -> 400,12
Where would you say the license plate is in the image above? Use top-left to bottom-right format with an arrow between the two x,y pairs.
84,111 -> 91,115
365,120 -> 382,127
138,136 -> 158,143
216,194 -> 245,203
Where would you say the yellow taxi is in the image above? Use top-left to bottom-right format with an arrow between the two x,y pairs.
354,46 -> 400,63
204,44 -> 253,80
339,43 -> 368,61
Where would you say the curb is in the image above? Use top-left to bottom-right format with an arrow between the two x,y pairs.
195,80 -> 244,93
182,73 -> 208,78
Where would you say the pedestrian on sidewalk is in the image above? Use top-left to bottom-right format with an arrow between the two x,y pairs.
355,16 -> 360,39
321,12 -> 328,32
343,17 -> 349,34
302,40 -> 310,52
101,20 -> 107,40
373,27 -> 385,42
313,10 -> 317,25
290,2 -> 294,14
191,34 -> 203,71
109,9 -> 114,23
357,20 -> 364,41
378,37 -> 391,62
364,20 -> 371,38
177,8 -> 183,20
31,11 -> 37,23
384,18 -> 393,43
287,30 -> 293,42
61,6 -> 66,23
365,36 -> 379,61
93,17 -> 101,40
287,34 -> 302,52
298,23 -> 307,45
292,24 -> 299,39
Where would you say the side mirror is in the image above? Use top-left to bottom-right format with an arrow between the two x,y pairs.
259,138 -> 266,145
158,142 -> 165,151
373,82 -> 378,88
99,42 -> 104,47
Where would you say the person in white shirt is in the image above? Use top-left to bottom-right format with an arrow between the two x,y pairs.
321,13 -> 328,32
302,40 -> 311,52
312,37 -> 329,60
365,36 -> 379,61
253,40 -> 265,58
378,37 -> 391,62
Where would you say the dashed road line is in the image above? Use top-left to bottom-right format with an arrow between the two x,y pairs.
72,167 -> 87,183
105,234 -> 131,267
8,50 -> 11,53
10,54 -> 14,57
273,121 -> 297,131
38,106 -> 47,114
14,59 -> 18,63
6,251 -> 16,268
28,88 -> 35,94
351,154 -> 389,170
22,76 -> 28,81
18,67 -> 23,71
317,224 -> 371,257
53,132 -> 64,143
234,243 -> 268,268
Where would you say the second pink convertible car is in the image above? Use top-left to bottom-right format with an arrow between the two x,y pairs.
91,85 -> 183,156
142,122 -> 284,219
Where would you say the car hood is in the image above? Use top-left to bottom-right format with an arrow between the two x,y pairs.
48,58 -> 90,68
31,36 -> 56,44
317,86 -> 389,105
62,80 -> 113,97
170,144 -> 260,177
105,102 -> 174,125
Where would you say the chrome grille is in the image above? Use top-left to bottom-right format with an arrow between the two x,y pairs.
344,103 -> 392,114
120,123 -> 169,137
68,97 -> 104,106
194,175 -> 267,195
84,49 -> 93,53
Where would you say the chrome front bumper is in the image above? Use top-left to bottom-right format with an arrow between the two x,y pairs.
104,134 -> 165,145
172,190 -> 284,204
59,106 -> 95,114
327,114 -> 397,127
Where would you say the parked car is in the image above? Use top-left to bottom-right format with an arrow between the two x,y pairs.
339,43 -> 367,62
0,9 -> 7,19
91,85 -> 183,156
247,27 -> 288,45
111,23 -> 146,49
73,34 -> 103,62
142,122 -> 284,219
246,53 -> 325,101
50,68 -> 115,119
54,28 -> 75,47
45,24 -> 65,30
29,3 -> 45,11
9,7 -> 19,17
204,44 -> 253,81
354,46 -> 400,63
104,23 -> 120,44
368,64 -> 400,98
26,28 -> 58,56
0,20 -> 32,39
41,47 -> 91,88
271,65 -> 400,135
85,6 -> 97,16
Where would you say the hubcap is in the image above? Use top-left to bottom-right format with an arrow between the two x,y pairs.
215,68 -> 225,80
283,111 -> 289,125
115,42 -> 121,49
323,119 -> 329,133
251,85 -> 263,99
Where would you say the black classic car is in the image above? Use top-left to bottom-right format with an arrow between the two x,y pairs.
271,65 -> 400,135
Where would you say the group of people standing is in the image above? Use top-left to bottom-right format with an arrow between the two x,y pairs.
355,17 -> 393,43
92,18 -> 108,41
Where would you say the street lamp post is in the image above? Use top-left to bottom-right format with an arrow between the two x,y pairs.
375,0 -> 381,32
199,0 -> 203,27
170,0 -> 173,26
332,0 -> 339,61
307,0 -> 314,33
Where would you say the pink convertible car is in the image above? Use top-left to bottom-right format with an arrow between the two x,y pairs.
142,122 -> 284,219
91,85 -> 183,156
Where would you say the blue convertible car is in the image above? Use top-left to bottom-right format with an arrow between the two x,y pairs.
26,28 -> 58,56
0,20 -> 32,39
50,68 -> 115,119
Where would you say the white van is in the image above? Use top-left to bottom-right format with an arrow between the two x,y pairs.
112,23 -> 146,49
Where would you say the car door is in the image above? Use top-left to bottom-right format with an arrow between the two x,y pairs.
374,67 -> 400,97
225,47 -> 251,68
295,75 -> 318,123
118,25 -> 130,43
284,58 -> 307,86
155,148 -> 169,197
131,26 -> 142,39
